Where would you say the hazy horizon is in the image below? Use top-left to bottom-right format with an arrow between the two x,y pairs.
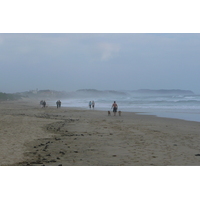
2,88 -> 198,95
1,33 -> 200,94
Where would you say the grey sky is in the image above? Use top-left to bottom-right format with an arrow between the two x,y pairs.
1,33 -> 200,94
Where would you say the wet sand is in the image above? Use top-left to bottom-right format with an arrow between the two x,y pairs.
1,99 -> 200,166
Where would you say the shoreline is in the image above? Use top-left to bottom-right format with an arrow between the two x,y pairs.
48,98 -> 200,123
60,105 -> 200,123
1,99 -> 200,166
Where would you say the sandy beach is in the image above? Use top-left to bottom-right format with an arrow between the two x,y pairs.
1,99 -> 200,166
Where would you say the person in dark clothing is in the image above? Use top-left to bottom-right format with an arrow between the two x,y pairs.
43,101 -> 46,108
56,100 -> 61,108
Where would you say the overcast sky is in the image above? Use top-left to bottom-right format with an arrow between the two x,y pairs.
1,33 -> 200,94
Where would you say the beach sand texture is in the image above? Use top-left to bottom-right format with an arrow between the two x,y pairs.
1,100 -> 200,166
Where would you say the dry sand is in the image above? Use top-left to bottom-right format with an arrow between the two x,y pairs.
1,99 -> 200,166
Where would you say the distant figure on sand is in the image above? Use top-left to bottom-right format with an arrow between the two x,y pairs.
89,101 -> 92,109
40,100 -> 44,107
92,101 -> 95,109
111,101 -> 118,116
56,100 -> 61,108
43,100 -> 46,108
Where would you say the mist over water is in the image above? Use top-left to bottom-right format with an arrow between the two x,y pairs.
50,90 -> 200,122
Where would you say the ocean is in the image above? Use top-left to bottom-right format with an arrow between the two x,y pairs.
50,94 -> 200,122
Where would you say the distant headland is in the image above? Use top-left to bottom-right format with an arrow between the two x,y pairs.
0,89 -> 195,101
132,89 -> 194,95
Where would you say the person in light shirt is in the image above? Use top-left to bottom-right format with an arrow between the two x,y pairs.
111,101 -> 118,116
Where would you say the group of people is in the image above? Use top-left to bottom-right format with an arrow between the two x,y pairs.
89,101 -> 95,109
40,99 -> 118,115
40,100 -> 46,108
40,100 -> 62,108
88,100 -> 118,115
56,100 -> 61,108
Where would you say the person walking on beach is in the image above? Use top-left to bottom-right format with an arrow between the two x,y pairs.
111,101 -> 118,116
92,101 -> 95,109
89,101 -> 92,109
40,100 -> 44,107
56,100 -> 60,108
43,100 -> 46,108
56,100 -> 61,108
